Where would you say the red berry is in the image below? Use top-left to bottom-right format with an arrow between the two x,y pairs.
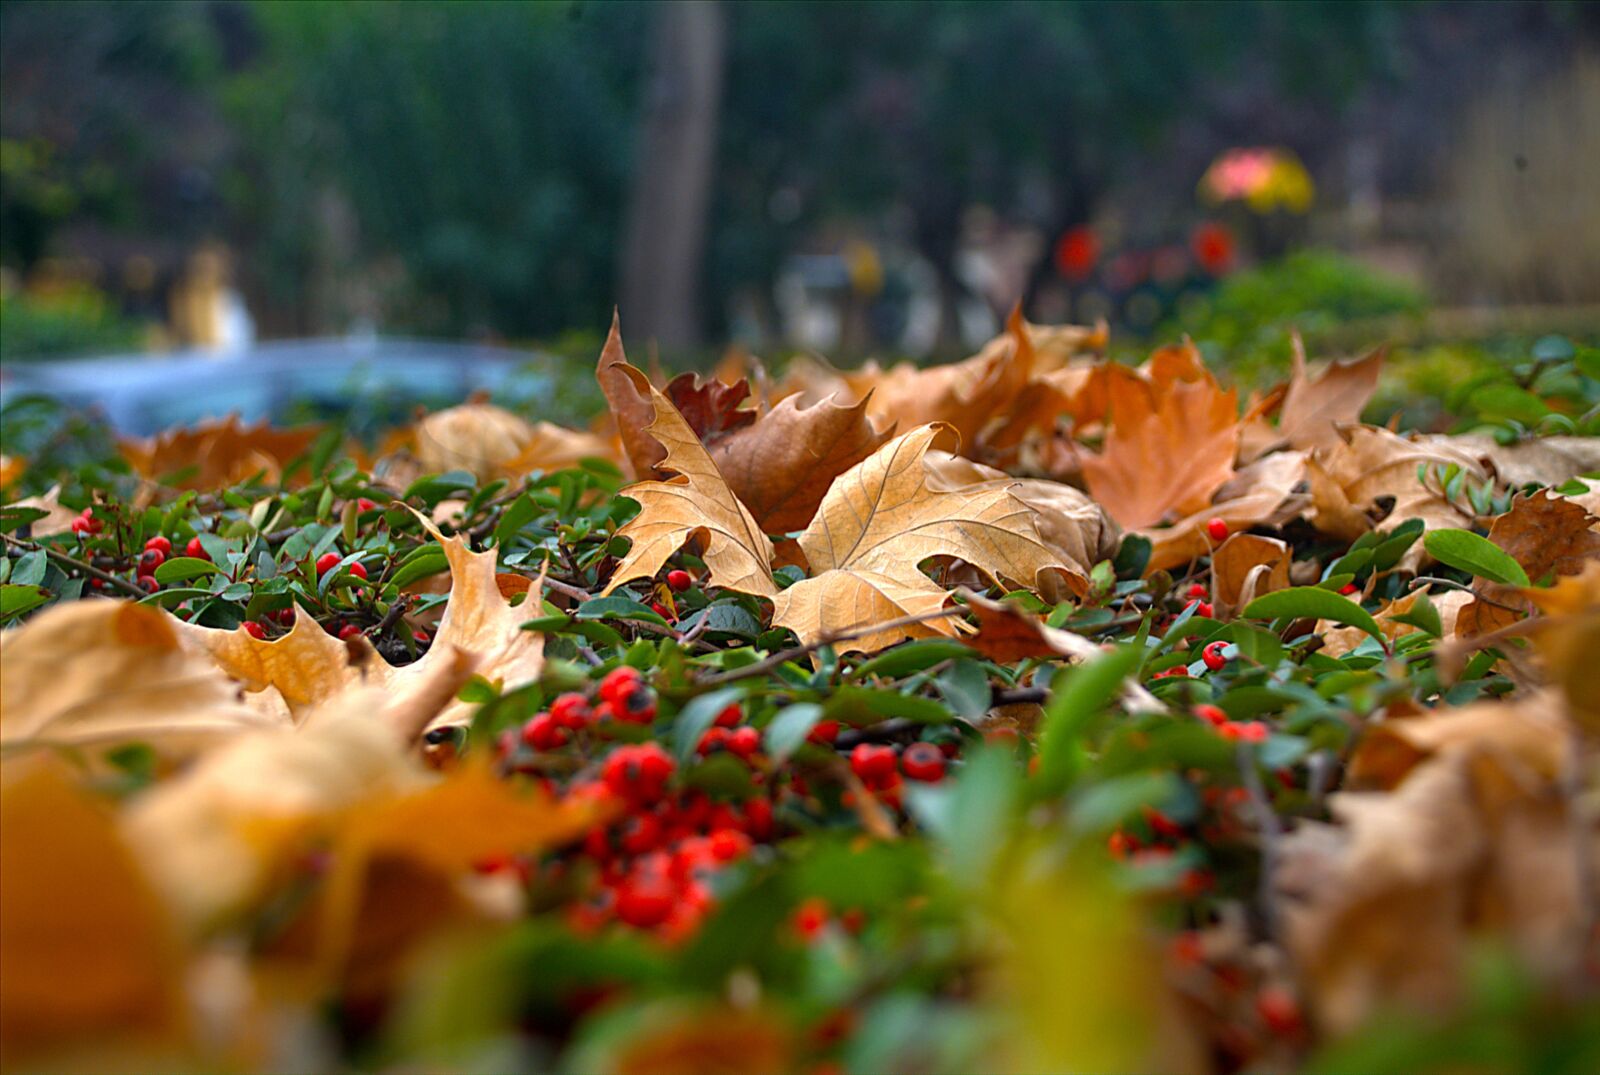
1205,517 -> 1229,542
807,719 -> 840,745
356,497 -> 378,512
666,569 -> 692,592
849,744 -> 897,784
1107,829 -> 1137,858
1256,986 -> 1302,1035
615,871 -> 676,928
242,620 -> 267,640
1193,703 -> 1229,727
714,702 -> 742,727
338,623 -> 363,641
185,536 -> 209,560
347,561 -> 368,581
616,685 -> 657,724
1186,582 -> 1208,599
550,692 -> 592,729
522,713 -> 568,751
70,516 -> 94,536
139,548 -> 165,572
599,666 -> 643,708
619,812 -> 663,855
708,828 -> 750,862
135,575 -> 159,594
698,727 -> 732,755
1339,582 -> 1359,596
315,552 -> 342,576
742,797 -> 774,839
1144,807 -> 1185,840
650,600 -> 673,621
1220,720 -> 1269,743
901,742 -> 946,782
1196,602 -> 1214,619
726,725 -> 760,758
793,897 -> 829,939
144,536 -> 172,556
603,743 -> 675,802
1202,641 -> 1229,671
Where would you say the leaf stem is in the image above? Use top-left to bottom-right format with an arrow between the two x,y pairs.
0,531 -> 147,598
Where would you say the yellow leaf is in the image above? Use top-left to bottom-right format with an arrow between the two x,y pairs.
415,402 -> 617,481
604,363 -> 777,598
772,424 -> 1071,653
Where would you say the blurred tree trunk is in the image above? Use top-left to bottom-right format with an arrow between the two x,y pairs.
619,0 -> 725,354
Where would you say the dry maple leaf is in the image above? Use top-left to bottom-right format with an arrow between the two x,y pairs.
176,513 -> 543,732
1143,450 -> 1311,574
1274,338 -> 1383,453
596,311 -> 666,479
1,759 -> 188,1062
1209,533 -> 1292,616
770,424 -> 1073,653
663,370 -> 758,445
120,413 -> 320,491
604,363 -> 777,598
1457,489 -> 1600,638
708,390 -> 893,534
1277,693 -> 1588,1036
0,600 -> 277,754
1307,424 -> 1486,568
1080,356 -> 1241,530
413,401 -> 615,481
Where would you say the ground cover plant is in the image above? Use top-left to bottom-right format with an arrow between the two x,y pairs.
1,313 -> 1598,1074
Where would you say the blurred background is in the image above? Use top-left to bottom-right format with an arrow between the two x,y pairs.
2,0 -> 1598,404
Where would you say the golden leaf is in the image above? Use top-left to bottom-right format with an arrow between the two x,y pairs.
2,483 -> 82,537
1209,533 -> 1291,616
604,364 -> 777,598
708,390 -> 893,534
0,600 -> 277,754
596,311 -> 666,480
1080,352 -> 1240,529
1457,489 -> 1600,638
1,759 -> 187,1062
414,402 -> 616,481
177,513 -> 542,732
771,425 -> 1072,653
120,414 -> 320,490
1275,339 -> 1383,452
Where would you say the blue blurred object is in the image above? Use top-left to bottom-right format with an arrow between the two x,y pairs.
0,337 -> 555,436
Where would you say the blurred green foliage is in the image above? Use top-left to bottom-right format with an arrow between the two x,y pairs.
0,285 -> 145,360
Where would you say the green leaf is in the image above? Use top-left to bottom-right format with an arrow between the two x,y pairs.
390,545 -> 449,589
936,659 -> 992,720
575,595 -> 670,627
0,583 -> 50,620
1390,590 -> 1443,637
851,639 -> 972,680
0,506 -> 48,533
671,687 -> 746,762
825,685 -> 953,725
1036,645 -> 1143,793
1423,529 -> 1529,587
153,556 -> 224,584
1242,586 -> 1386,644
763,702 -> 825,764
1468,384 -> 1549,426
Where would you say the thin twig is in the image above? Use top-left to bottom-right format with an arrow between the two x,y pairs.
697,607 -> 966,687
0,531 -> 146,598
1409,576 -> 1525,615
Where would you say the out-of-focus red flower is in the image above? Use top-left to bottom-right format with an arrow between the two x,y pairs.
1191,222 -> 1236,276
1053,225 -> 1100,282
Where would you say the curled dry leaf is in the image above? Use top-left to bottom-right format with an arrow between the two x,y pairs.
1278,694 -> 1589,1036
771,425 -> 1076,653
177,513 -> 542,732
1275,339 -> 1383,453
604,363 -> 777,598
413,402 -> 615,481
1143,449 -> 1310,573
596,311 -> 666,479
708,389 -> 893,534
120,414 -> 320,491
0,600 -> 276,754
1,759 -> 188,1063
1425,433 -> 1600,488
1307,425 -> 1486,569
1319,587 -> 1470,659
1080,350 -> 1241,529
1457,489 -> 1600,638
1209,533 -> 1291,617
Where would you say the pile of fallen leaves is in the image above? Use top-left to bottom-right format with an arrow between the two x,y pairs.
2,312 -> 1597,1074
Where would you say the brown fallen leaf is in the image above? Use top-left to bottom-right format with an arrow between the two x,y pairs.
1,759 -> 189,1064
1424,433 -> 1600,488
771,425 -> 1075,653
597,311 -> 666,479
1278,694 -> 1589,1036
120,414 -> 320,491
1275,339 -> 1383,453
414,402 -> 616,481
662,370 -> 757,445
708,390 -> 893,534
0,600 -> 277,754
606,1002 -> 793,1075
1142,449 -> 1311,573
603,363 -> 777,598
1520,561 -> 1600,730
176,514 -> 543,732
1081,352 -> 1241,529
1307,425 -> 1487,568
2,483 -> 82,536
1319,587 -> 1470,659
1457,489 -> 1600,638
1210,533 -> 1292,617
